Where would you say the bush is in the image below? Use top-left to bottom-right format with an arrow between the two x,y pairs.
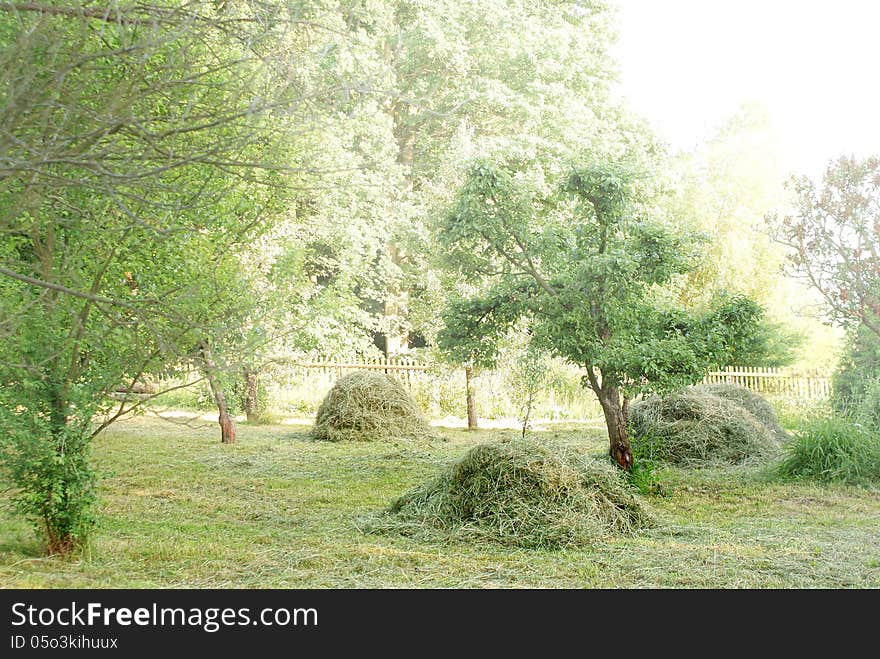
0,394 -> 97,554
365,439 -> 653,548
777,416 -> 880,485
312,371 -> 435,442
628,388 -> 782,467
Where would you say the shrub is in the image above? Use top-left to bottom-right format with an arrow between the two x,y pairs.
831,324 -> 880,417
854,379 -> 880,429
0,394 -> 97,554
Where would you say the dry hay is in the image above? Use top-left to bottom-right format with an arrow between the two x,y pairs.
627,387 -> 783,467
693,383 -> 788,440
312,370 -> 434,442
365,438 -> 653,549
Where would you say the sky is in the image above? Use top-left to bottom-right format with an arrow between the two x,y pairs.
611,0 -> 880,179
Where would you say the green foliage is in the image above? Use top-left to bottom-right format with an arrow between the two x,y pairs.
442,160 -> 766,399
0,385 -> 97,554
510,335 -> 551,437
725,319 -> 803,367
626,449 -> 665,497
0,2 -> 331,552
777,416 -> 880,485
854,379 -> 880,429
831,324 -> 880,419
436,282 -> 536,369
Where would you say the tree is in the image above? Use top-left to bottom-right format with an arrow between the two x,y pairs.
0,1 -> 347,551
438,158 -> 764,469
333,0 -> 624,355
771,155 -> 880,340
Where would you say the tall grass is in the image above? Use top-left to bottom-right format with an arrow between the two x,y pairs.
777,416 -> 880,485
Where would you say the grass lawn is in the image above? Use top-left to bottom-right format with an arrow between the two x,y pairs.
1,414 -> 879,588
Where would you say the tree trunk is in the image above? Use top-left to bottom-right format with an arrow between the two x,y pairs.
243,367 -> 259,423
597,386 -> 633,471
384,242 -> 409,357
465,366 -> 478,430
210,378 -> 235,444
199,343 -> 235,444
46,385 -> 76,553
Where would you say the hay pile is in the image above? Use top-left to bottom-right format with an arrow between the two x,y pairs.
627,386 -> 783,467
312,370 -> 434,442
367,439 -> 652,549
693,383 -> 788,440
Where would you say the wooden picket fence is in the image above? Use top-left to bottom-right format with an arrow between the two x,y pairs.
702,366 -> 831,400
267,354 -> 433,391
271,356 -> 832,402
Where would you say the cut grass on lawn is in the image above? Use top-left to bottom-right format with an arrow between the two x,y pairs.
1,415 -> 879,588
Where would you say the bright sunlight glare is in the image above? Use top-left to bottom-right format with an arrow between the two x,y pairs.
612,0 -> 880,178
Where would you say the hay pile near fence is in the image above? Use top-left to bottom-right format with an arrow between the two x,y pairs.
694,383 -> 788,440
627,386 -> 783,467
366,439 -> 652,549
312,371 -> 434,442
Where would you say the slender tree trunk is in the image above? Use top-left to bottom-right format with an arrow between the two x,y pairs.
596,386 -> 633,471
199,343 -> 235,444
465,366 -> 478,430
243,367 -> 259,423
209,377 -> 235,445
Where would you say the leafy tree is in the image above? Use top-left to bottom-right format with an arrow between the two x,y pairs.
0,1 -> 345,551
337,0 -> 626,354
772,155 -> 880,339
670,105 -> 807,366
438,158 -> 764,469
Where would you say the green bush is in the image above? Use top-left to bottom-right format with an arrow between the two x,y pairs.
777,416 -> 880,485
150,378 -> 214,411
855,379 -> 880,429
0,392 -> 97,554
628,441 -> 666,496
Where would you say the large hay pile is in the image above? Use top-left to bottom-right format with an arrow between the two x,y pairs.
312,370 -> 434,442
367,439 -> 652,549
693,383 -> 788,440
627,387 -> 783,467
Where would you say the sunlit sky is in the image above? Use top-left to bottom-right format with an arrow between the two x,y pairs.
611,0 -> 880,179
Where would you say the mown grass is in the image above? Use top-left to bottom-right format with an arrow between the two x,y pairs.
1,414 -> 879,588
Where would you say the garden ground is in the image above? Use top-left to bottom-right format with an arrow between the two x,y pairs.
1,414 -> 878,588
